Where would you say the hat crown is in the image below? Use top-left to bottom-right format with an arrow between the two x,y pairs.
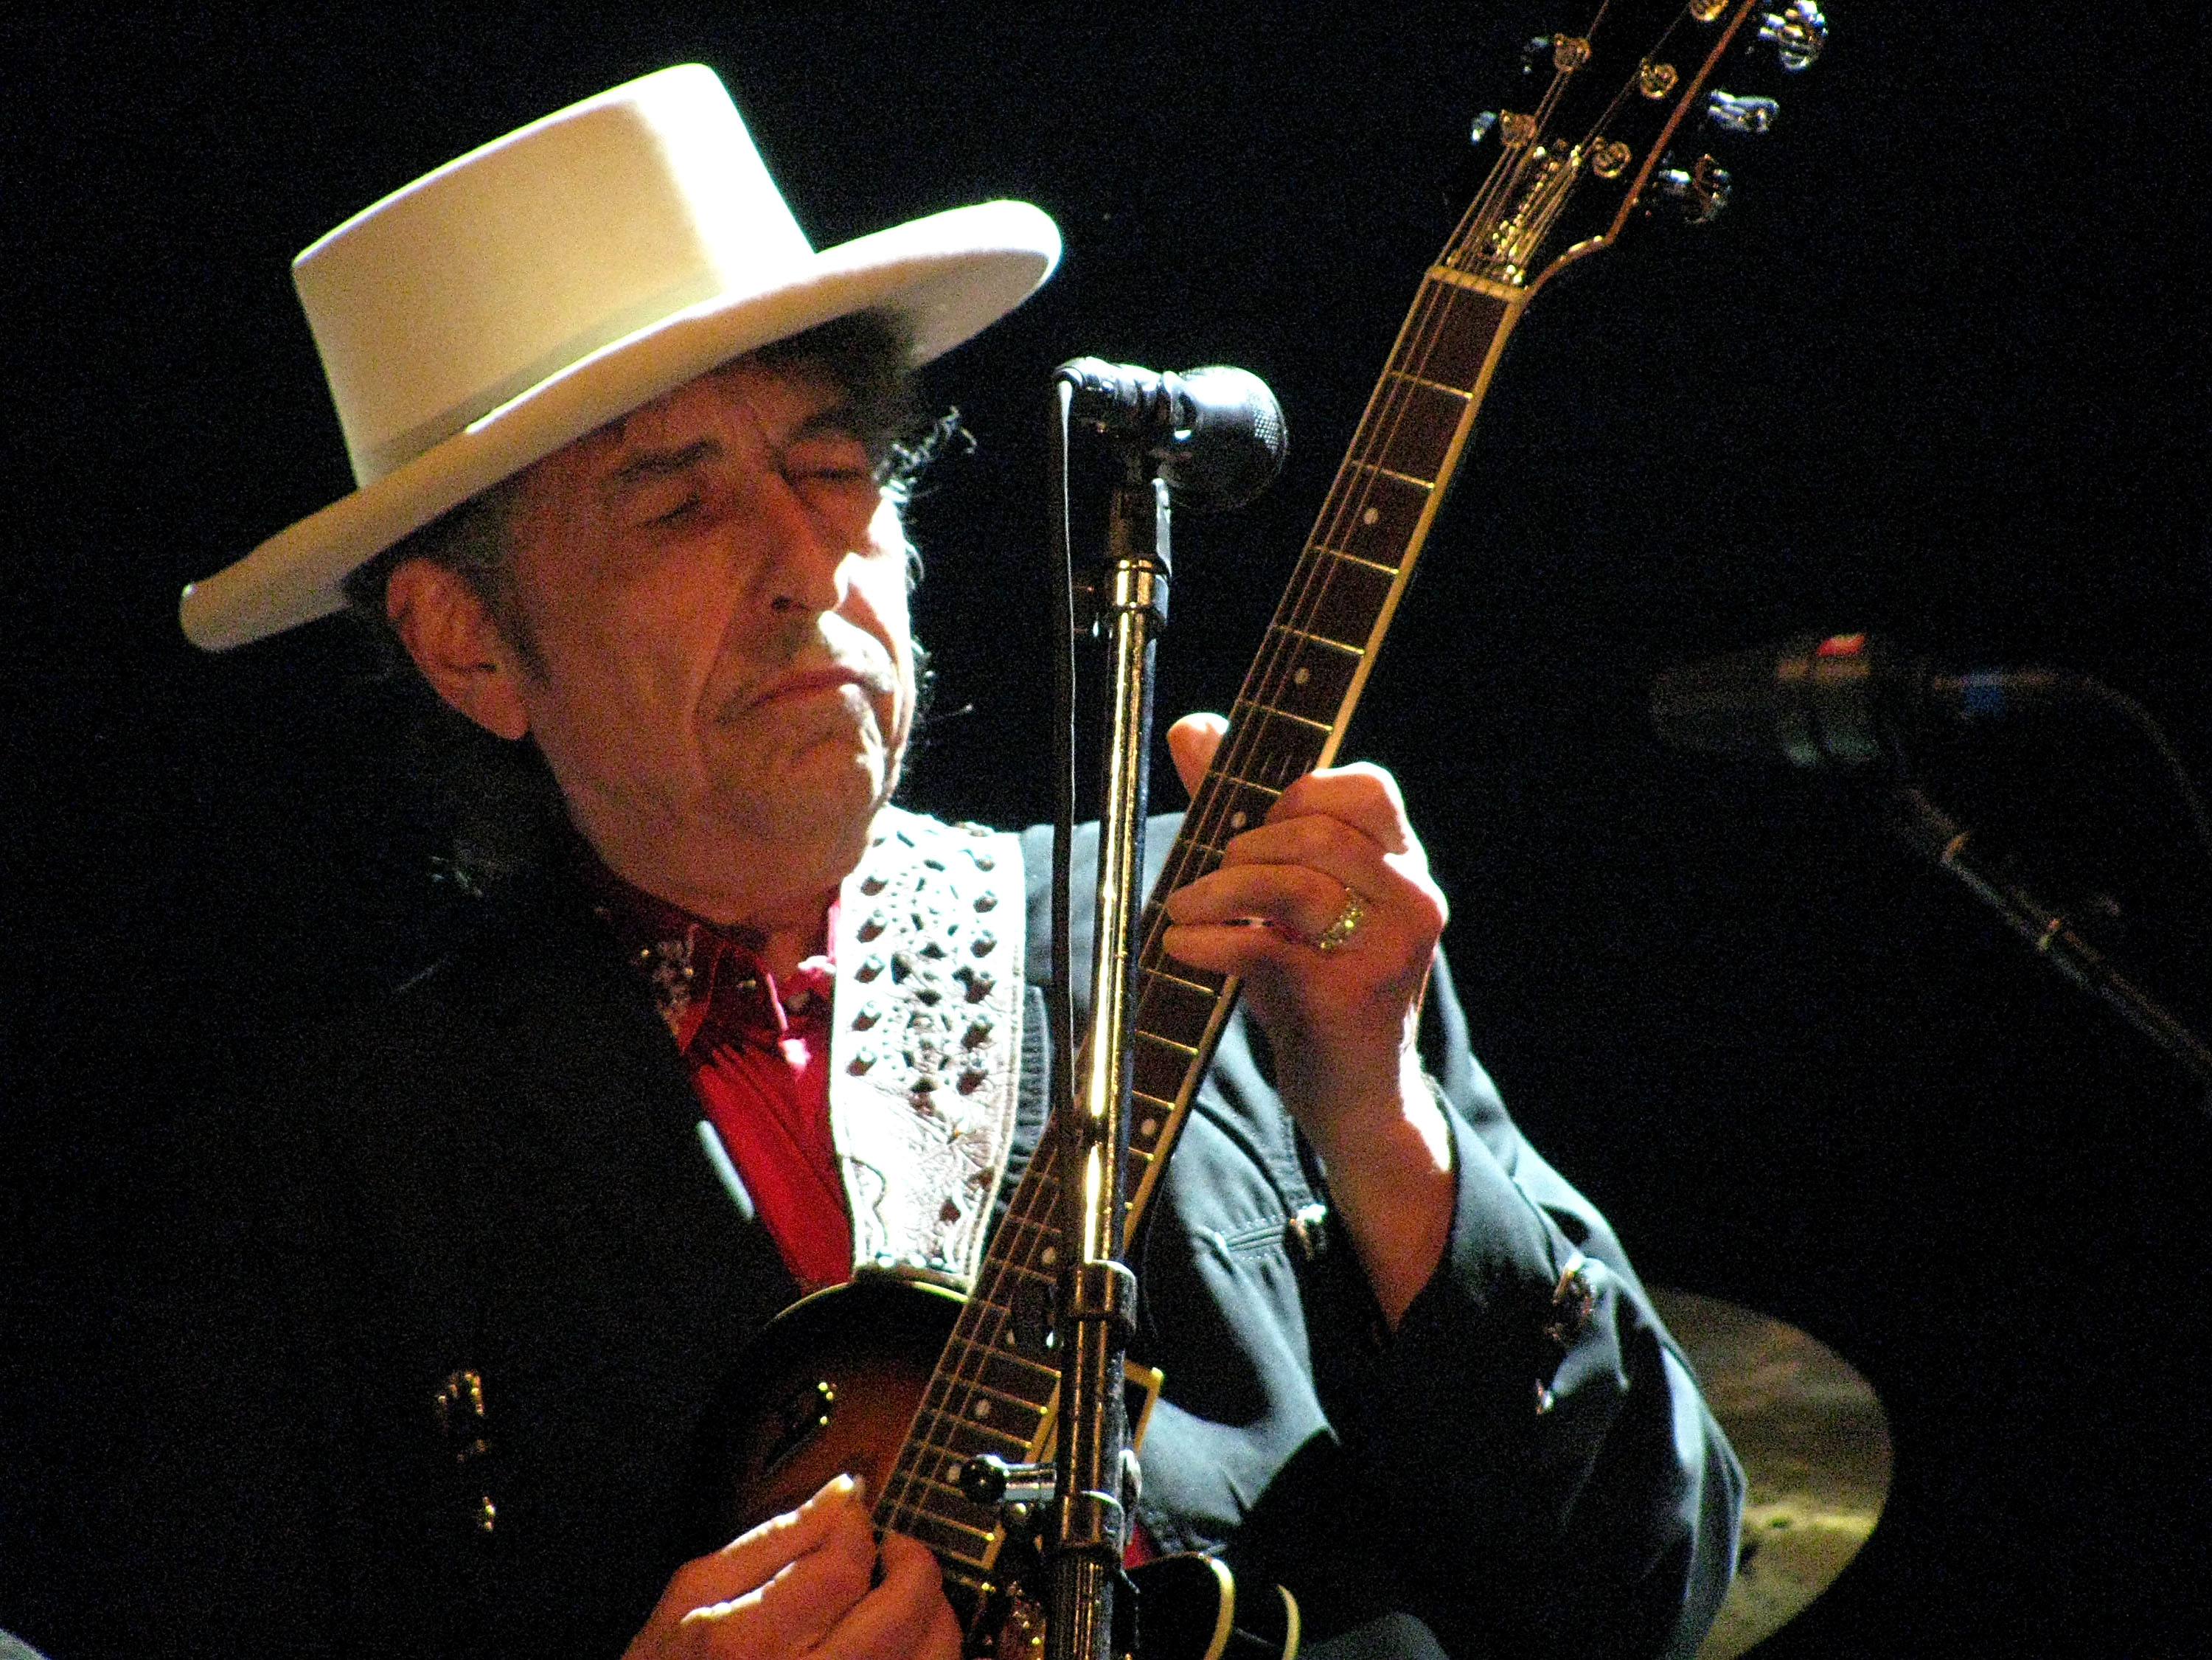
294,65 -> 811,486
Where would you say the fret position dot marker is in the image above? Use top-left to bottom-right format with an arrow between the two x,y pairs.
973,1399 -> 992,1420
1041,1246 -> 1057,1266
1139,1117 -> 1158,1138
1362,507 -> 1380,525
1294,667 -> 1311,686
1229,810 -> 1248,830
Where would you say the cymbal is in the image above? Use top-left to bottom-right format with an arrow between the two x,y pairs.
1648,1289 -> 1893,1660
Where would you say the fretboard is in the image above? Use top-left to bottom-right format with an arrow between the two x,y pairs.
1121,270 -> 1526,1224
872,268 -> 1529,1594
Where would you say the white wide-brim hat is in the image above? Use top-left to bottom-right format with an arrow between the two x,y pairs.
179,64 -> 1060,651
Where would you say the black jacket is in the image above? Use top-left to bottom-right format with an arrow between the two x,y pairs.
114,819 -> 1736,1659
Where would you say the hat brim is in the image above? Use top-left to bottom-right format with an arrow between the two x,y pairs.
180,199 -> 1059,652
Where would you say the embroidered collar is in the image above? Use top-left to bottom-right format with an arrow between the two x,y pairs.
582,859 -> 834,1056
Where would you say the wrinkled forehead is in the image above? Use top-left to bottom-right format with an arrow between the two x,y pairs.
599,356 -> 846,456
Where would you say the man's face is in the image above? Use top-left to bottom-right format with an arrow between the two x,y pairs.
491,358 -> 915,888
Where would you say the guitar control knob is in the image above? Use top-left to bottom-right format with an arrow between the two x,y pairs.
1653,155 -> 1733,223
1706,91 -> 1779,134
1759,1 -> 1828,71
959,1454 -> 1057,1509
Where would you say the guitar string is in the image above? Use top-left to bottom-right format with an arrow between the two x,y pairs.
1143,262 -> 1487,963
1152,44 -> 1561,901
1111,157 -> 1540,1207
888,21 -> 1688,1555
1156,7 -> 1675,926
880,1164 -> 1067,1533
880,30 -> 1633,1547
882,37 -> 1612,1542
1143,34 -> 1560,906
1150,35 -> 1609,940
1128,301 -> 1466,1054
1119,7 -> 1700,1277
884,226 -> 1500,1557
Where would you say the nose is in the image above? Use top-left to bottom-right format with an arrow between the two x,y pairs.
756,478 -> 853,617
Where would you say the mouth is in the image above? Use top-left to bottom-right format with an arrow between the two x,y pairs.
728,664 -> 890,720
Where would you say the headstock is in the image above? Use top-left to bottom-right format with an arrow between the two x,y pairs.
1446,0 -> 1829,293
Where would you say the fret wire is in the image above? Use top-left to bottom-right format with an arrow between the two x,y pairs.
881,1498 -> 998,1544
939,1336 -> 1058,1386
905,1414 -> 1033,1460
902,1469 -> 1011,1506
1309,544 -> 1401,575
933,1330 -> 1020,1378
880,1496 -> 992,1553
1144,965 -> 1223,997
911,1427 -> 1031,1465
893,1463 -> 996,1516
1232,695 -> 1332,735
967,1350 -> 1060,1389
1383,368 -> 1475,400
970,1257 -> 1044,1296
1346,459 -> 1436,491
1273,623 -> 1366,656
1288,280 -> 1454,630
923,1368 -> 1043,1427
1156,771 -> 1284,898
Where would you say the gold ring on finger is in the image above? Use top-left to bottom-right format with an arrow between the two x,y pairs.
1313,887 -> 1366,954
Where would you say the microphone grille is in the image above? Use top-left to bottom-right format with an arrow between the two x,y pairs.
1169,365 -> 1288,511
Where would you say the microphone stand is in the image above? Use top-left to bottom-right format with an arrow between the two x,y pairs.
1888,785 -> 2212,1108
1047,454 -> 1169,1660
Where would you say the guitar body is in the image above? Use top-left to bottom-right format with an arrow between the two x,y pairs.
693,1277 -> 1298,1660
695,1276 -> 959,1543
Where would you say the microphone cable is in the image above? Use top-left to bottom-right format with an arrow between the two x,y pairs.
1047,375 -> 1080,1137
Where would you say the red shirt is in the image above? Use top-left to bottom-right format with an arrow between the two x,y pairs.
589,869 -> 853,1293
585,856 -> 1158,1563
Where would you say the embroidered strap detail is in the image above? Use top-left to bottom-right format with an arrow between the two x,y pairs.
829,808 -> 1024,1286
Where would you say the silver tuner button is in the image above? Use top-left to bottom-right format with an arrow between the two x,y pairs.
1653,155 -> 1732,223
1706,90 -> 1779,134
1759,0 -> 1828,71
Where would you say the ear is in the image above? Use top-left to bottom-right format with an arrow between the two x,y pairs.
384,559 -> 532,741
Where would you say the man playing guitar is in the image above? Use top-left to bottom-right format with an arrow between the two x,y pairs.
151,64 -> 1741,1660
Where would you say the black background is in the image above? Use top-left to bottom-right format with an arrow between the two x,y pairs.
6,4 -> 2211,1656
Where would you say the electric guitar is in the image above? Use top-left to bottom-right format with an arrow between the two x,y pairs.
695,4 -> 1826,1654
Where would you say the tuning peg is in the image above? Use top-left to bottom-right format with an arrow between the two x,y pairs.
1706,91 -> 1780,134
1653,155 -> 1732,223
1759,1 -> 1828,71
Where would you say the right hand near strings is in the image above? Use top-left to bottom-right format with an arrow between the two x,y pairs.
623,1473 -> 960,1660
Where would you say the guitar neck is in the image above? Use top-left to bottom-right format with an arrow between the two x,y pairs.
1121,270 -> 1527,1229
871,274 -> 1530,1589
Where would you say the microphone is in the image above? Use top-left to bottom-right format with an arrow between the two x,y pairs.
1650,631 -> 2073,768
1053,358 -> 1288,511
